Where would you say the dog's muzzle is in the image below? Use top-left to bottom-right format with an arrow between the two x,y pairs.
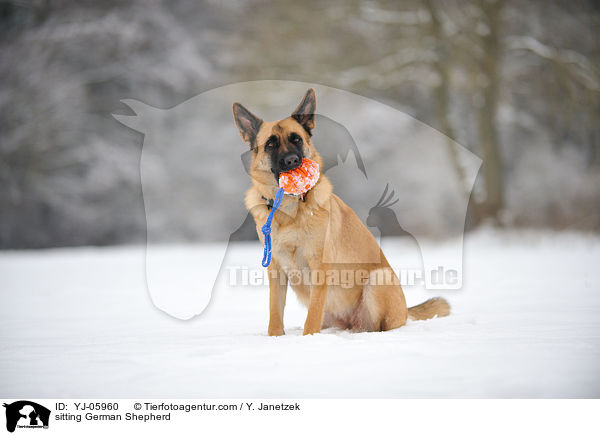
279,152 -> 302,172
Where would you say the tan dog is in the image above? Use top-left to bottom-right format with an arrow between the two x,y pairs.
233,89 -> 449,335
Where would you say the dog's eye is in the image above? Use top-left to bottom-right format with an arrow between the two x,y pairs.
265,136 -> 278,149
290,133 -> 302,145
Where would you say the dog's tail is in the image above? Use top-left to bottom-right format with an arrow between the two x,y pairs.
408,297 -> 450,321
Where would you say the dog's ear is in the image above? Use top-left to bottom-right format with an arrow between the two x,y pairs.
292,88 -> 316,135
233,103 -> 263,146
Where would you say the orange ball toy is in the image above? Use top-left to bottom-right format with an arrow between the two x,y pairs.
278,158 -> 320,196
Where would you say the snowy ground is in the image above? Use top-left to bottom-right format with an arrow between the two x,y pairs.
1,229 -> 599,398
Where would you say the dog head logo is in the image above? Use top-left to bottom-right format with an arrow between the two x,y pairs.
113,81 -> 481,320
3,401 -> 50,432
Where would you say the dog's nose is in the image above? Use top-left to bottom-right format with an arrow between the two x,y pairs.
280,153 -> 302,171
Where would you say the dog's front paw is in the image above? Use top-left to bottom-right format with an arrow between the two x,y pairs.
268,324 -> 285,336
302,326 -> 321,336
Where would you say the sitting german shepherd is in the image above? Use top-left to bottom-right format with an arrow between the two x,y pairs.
233,89 -> 449,335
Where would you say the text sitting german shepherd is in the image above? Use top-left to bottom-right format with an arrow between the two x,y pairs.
233,89 -> 449,335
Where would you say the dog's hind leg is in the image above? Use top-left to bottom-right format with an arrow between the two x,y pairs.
360,267 -> 408,331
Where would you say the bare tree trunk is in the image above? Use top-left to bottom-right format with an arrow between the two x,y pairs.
424,0 -> 471,198
476,0 -> 504,219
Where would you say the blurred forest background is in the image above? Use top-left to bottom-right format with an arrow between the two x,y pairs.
1,0 -> 599,249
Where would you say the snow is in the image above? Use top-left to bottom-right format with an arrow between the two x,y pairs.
1,229 -> 599,398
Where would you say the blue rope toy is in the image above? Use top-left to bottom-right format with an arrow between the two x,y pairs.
261,187 -> 285,267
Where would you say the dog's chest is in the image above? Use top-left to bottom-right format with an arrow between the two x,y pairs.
271,217 -> 323,271
272,226 -> 309,271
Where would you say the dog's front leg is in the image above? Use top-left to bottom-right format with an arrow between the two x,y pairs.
268,260 -> 288,336
303,264 -> 329,335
